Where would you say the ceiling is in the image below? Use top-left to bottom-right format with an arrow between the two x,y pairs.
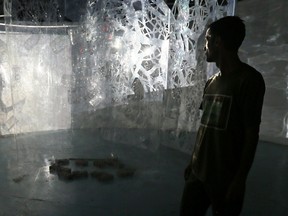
0,0 -> 243,23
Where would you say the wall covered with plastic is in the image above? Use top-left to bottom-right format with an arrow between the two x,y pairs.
236,0 -> 288,144
0,0 -> 286,150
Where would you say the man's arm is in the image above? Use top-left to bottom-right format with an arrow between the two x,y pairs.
235,126 -> 260,182
225,126 -> 260,202
226,67 -> 265,201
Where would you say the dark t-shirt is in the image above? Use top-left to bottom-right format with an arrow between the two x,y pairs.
191,63 -> 265,184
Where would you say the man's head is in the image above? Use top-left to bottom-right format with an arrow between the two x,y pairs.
204,16 -> 246,62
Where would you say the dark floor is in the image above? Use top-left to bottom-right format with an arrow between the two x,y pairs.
0,130 -> 287,216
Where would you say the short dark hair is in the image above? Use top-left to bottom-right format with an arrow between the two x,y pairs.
208,16 -> 245,51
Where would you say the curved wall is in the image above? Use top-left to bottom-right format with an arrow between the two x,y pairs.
236,0 -> 288,144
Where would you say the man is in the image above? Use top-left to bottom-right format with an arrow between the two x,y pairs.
180,16 -> 265,216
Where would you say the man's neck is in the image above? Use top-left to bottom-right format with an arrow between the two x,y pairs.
216,52 -> 242,75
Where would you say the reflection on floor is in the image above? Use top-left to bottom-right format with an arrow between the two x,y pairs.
0,130 -> 287,216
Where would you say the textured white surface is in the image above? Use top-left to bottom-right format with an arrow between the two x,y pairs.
0,0 -> 234,140
236,0 -> 288,142
1,0 -> 286,144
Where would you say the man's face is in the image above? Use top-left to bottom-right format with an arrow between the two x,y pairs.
204,28 -> 218,62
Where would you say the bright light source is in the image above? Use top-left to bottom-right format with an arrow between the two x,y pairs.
112,37 -> 122,49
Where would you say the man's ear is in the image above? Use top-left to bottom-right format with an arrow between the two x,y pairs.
214,36 -> 222,47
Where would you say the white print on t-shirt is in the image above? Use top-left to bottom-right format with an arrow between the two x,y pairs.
200,94 -> 232,130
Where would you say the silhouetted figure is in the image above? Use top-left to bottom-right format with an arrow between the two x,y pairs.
180,16 -> 265,216
128,78 -> 144,101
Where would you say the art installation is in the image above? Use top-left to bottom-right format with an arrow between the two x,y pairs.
75,0 -> 235,105
6,1 -> 279,153
0,1 -> 287,215
0,0 -> 235,140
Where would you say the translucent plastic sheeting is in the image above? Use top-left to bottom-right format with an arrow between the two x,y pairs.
235,0 -> 288,143
1,0 -> 72,135
1,0 -> 235,152
0,32 -> 72,134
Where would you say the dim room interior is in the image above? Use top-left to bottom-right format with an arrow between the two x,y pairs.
0,0 -> 287,215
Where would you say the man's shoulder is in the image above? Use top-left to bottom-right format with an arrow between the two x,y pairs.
241,63 -> 266,90
241,63 -> 264,79
204,72 -> 219,90
207,71 -> 221,82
